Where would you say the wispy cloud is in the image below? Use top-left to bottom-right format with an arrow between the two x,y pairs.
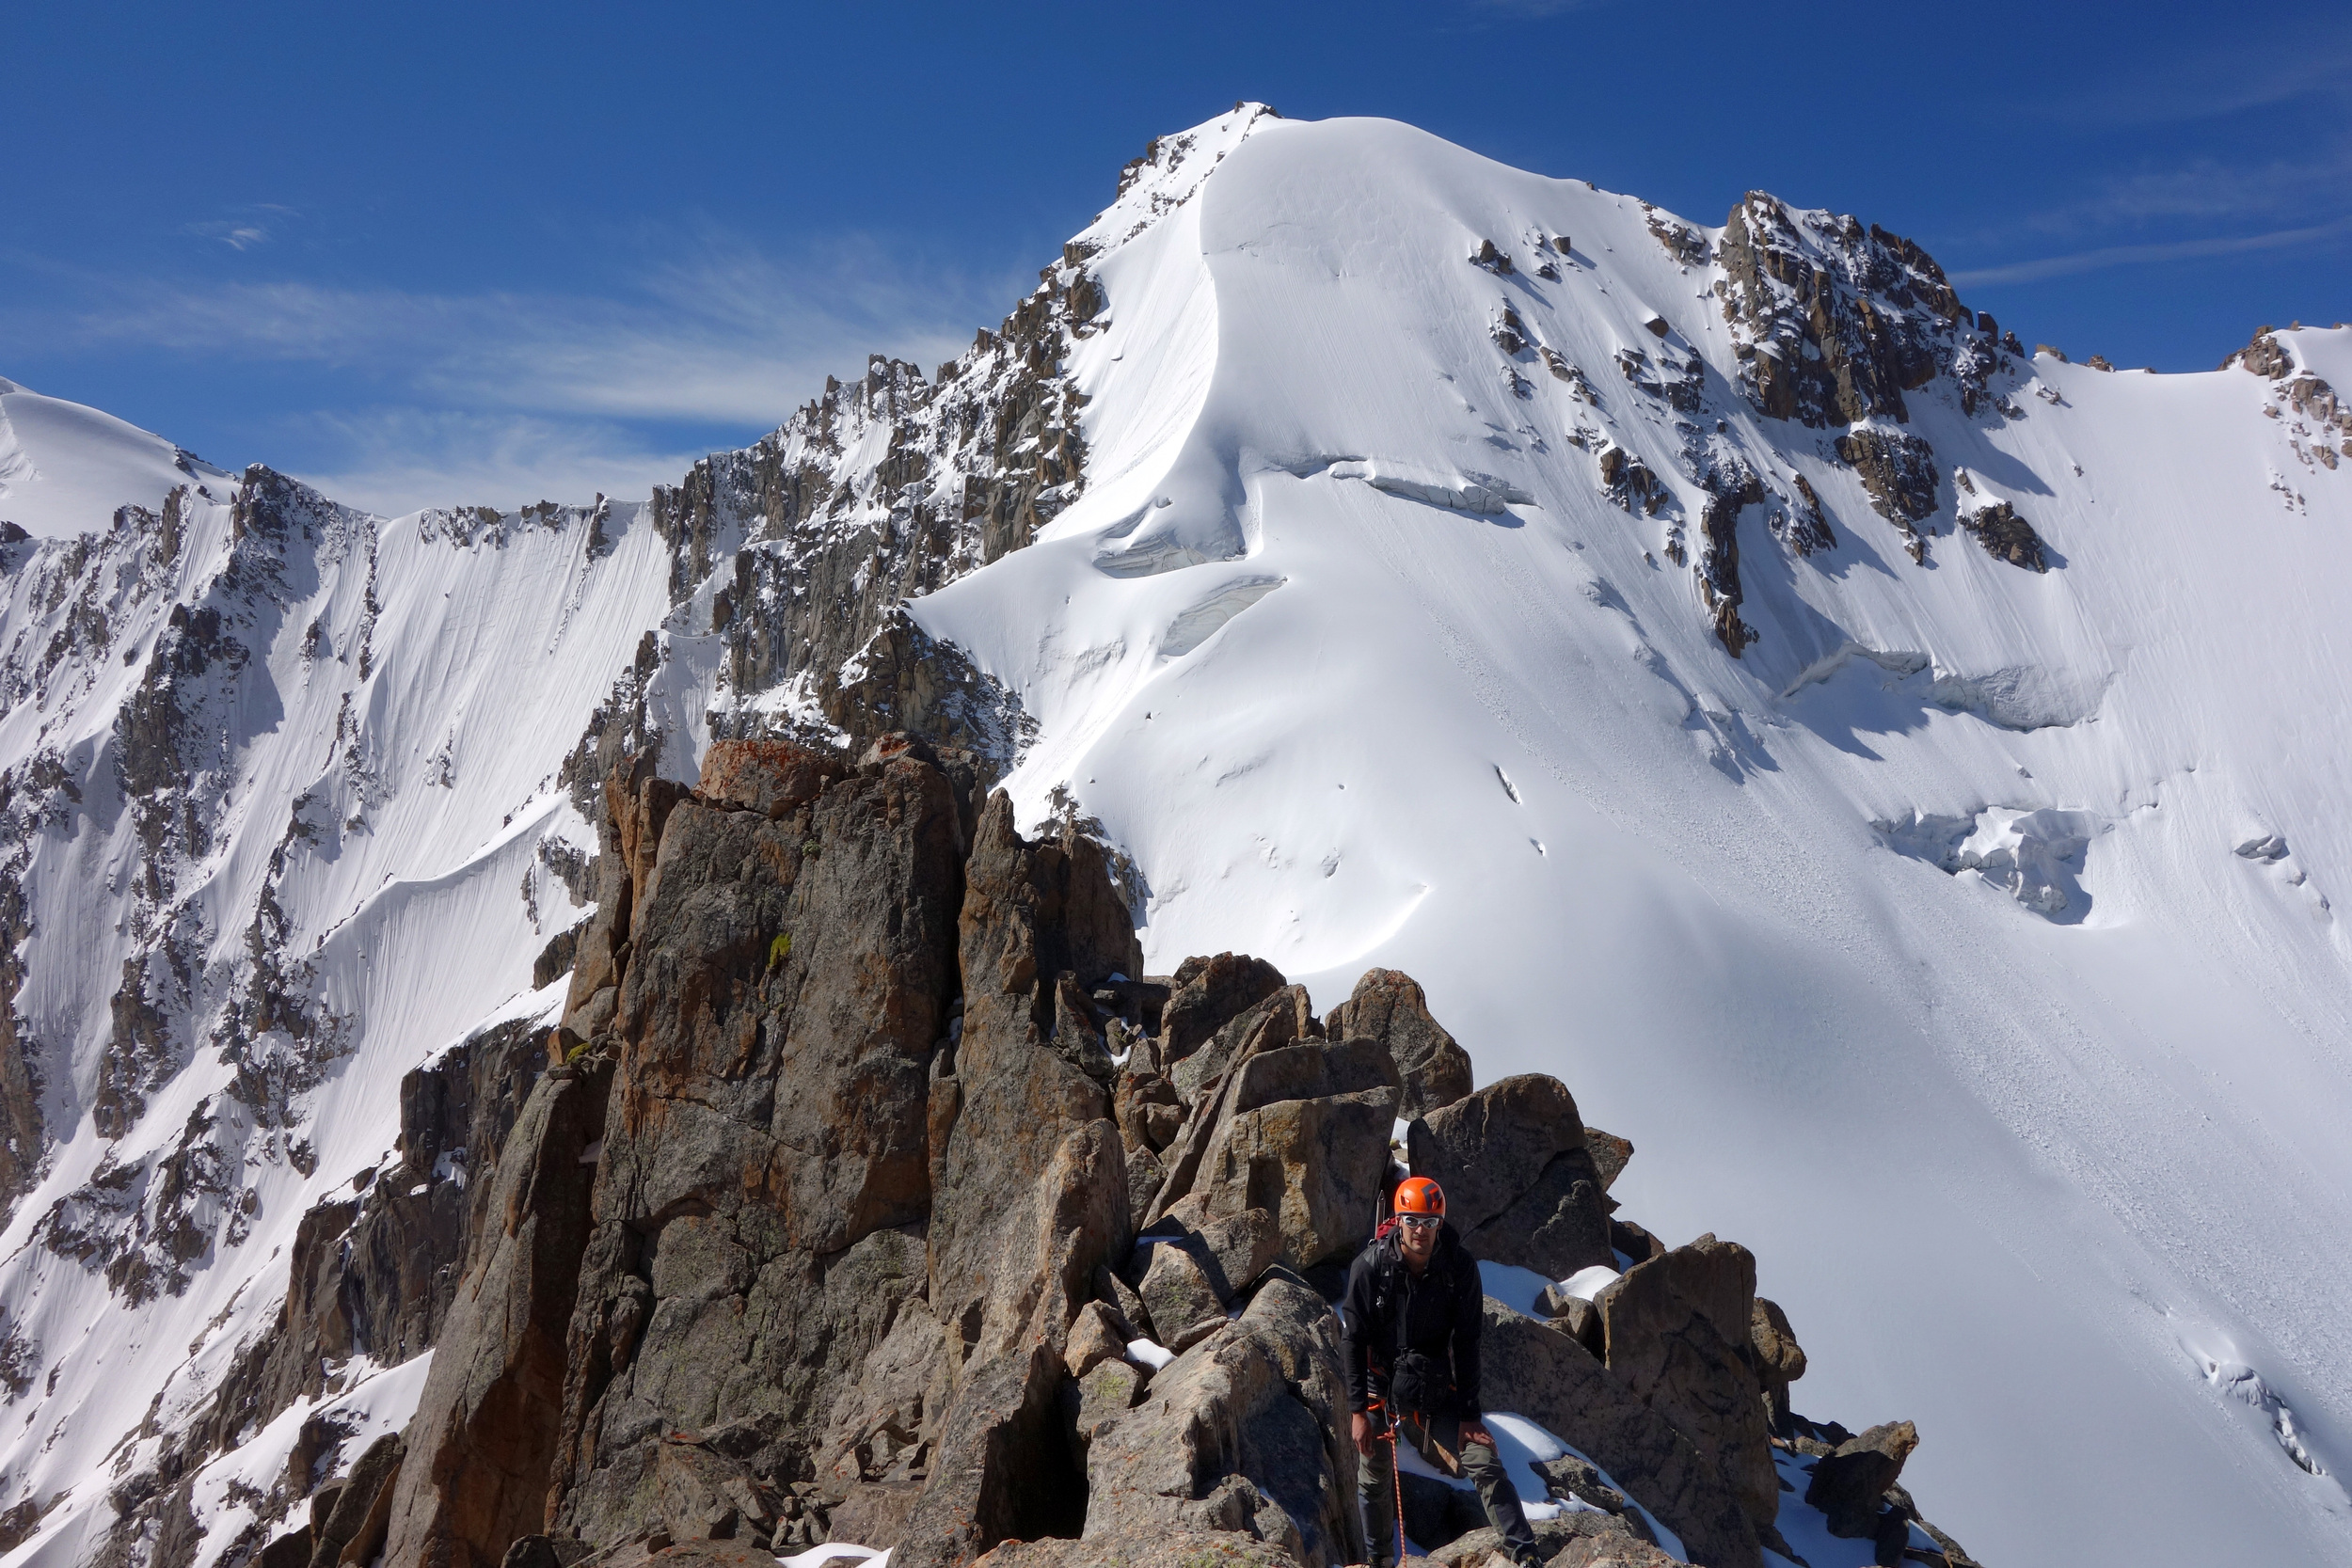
56,233 -> 1004,426
2012,145 -> 2352,235
181,204 -> 300,252
1951,213 -> 2352,287
285,408 -> 714,518
2050,26 -> 2352,126
6,227 -> 1025,509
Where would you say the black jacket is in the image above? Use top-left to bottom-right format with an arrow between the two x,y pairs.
1340,1221 -> 1484,1420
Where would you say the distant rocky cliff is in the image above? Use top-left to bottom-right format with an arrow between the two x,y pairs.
190,736 -> 1984,1568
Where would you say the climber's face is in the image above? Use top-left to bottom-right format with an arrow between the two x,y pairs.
1397,1212 -> 1439,1268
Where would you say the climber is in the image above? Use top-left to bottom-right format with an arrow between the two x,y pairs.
1342,1175 -> 1543,1568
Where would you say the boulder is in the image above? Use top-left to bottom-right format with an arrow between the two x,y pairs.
1124,1143 -> 1168,1232
1583,1127 -> 1633,1192
1139,1102 -> 1185,1150
1165,1038 -> 1398,1269
1137,1238 -> 1225,1346
1324,969 -> 1472,1119
1077,1271 -> 1360,1567
1595,1236 -> 1778,1540
1094,1264 -> 1153,1344
1750,1297 -> 1806,1434
1171,983 -> 1320,1103
1048,971 -> 1118,1085
1545,1534 -> 1684,1568
1534,1453 -> 1628,1514
1159,954 -> 1288,1074
1065,1300 -> 1131,1380
1407,1075 -> 1614,1279
1539,1291 -> 1604,1355
1113,1070 -> 1182,1154
1610,1217 -> 1665,1266
1476,1298 -> 1760,1568
258,1528 -> 311,1568
1804,1420 -> 1918,1538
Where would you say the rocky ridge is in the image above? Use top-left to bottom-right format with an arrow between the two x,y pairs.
239,736 -> 1978,1568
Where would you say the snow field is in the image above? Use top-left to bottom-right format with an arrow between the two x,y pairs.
916,115 -> 2352,1562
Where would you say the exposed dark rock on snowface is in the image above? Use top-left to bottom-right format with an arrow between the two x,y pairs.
573,242 -> 1099,798
264,1018 -> 548,1418
1717,196 -> 1971,430
1835,429 -> 1941,562
74,1011 -> 550,1568
1322,968 -> 1471,1121
1959,499 -> 2049,571
0,864 -> 40,1218
2228,325 -> 2352,474
1714,193 -> 2044,589
1407,1074 -> 1615,1280
1697,470 -> 1765,657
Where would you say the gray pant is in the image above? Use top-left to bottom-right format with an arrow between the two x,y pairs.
1359,1411 -> 1538,1567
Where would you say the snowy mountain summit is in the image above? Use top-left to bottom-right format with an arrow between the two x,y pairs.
0,105 -> 2349,1568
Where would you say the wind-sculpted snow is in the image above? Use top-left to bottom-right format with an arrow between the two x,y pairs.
0,103 -> 2346,1568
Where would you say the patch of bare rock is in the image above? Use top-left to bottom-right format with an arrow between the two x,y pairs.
238,736 -> 1980,1568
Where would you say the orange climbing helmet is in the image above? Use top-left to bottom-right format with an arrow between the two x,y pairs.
1392,1176 -> 1445,1217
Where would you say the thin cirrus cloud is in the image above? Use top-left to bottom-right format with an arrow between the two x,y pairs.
181,204 -> 301,252
1951,213 -> 2352,289
66,237 -> 1005,426
24,230 -> 1019,512
287,407 -> 719,519
1947,137 -> 2352,289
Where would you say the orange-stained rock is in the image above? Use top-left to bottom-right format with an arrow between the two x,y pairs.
695,737 -> 843,819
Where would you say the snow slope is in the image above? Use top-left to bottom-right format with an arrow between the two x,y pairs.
0,379 -> 229,540
916,115 -> 2352,1562
0,105 -> 2347,1566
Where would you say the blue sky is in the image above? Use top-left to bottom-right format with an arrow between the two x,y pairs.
7,0 -> 2347,515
